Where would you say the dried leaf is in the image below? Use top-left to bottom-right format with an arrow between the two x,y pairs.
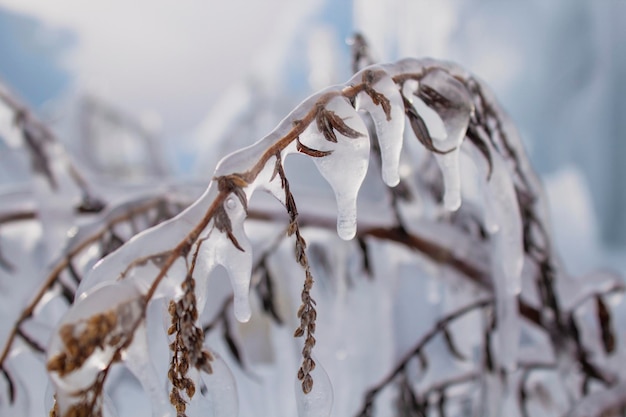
416,84 -> 452,112
316,107 -> 364,143
213,205 -> 244,252
302,373 -> 314,394
403,95 -> 450,155
362,69 -> 392,121
296,137 -> 333,158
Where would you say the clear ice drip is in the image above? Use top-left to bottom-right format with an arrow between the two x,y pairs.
299,96 -> 370,240
194,352 -> 239,417
123,323 -> 171,417
354,67 -> 405,187
417,69 -> 473,211
295,359 -> 333,417
487,152 -> 524,371
197,193 -> 253,323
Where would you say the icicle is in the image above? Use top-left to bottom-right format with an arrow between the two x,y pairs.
295,358 -> 333,417
194,352 -> 239,417
418,70 -> 472,152
488,153 -> 524,296
123,323 -> 170,417
434,150 -> 462,211
195,192 -> 253,323
355,67 -> 405,187
484,153 -> 523,372
299,96 -> 370,240
415,69 -> 473,212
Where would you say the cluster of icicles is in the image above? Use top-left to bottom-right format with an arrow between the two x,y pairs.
47,58 -> 525,417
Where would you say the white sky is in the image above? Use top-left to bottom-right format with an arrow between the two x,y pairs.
0,0 -> 302,136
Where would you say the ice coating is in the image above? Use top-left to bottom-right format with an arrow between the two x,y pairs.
47,281 -> 144,415
195,352 -> 239,417
418,69 -> 473,151
295,359 -> 333,417
76,184 -> 220,297
299,96 -> 370,240
196,194 -> 253,323
417,69 -> 473,212
354,67 -> 405,187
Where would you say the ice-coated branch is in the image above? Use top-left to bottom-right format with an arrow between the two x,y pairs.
32,51 -> 624,417
0,194 -> 188,407
0,81 -> 105,213
354,298 -> 492,417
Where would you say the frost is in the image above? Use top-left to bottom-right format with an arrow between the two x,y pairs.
354,67 -> 405,187
295,358 -> 333,417
299,96 -> 370,240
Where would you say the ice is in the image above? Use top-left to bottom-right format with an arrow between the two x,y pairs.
483,152 -> 523,372
482,373 -> 503,417
123,323 -> 170,417
295,359 -> 333,417
195,193 -> 253,323
76,185 -> 219,297
354,67 -> 405,186
47,281 -> 144,414
434,150 -> 462,211
418,69 -> 473,152
194,352 -> 239,417
299,96 -> 370,240
221,194 -> 254,322
489,153 -> 524,296
0,101 -> 22,148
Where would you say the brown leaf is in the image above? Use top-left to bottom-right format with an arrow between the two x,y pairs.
403,95 -> 450,155
326,110 -> 364,139
302,374 -> 314,394
296,137 -> 333,158
213,205 -> 244,252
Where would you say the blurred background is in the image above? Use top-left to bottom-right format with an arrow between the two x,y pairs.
0,0 -> 624,271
